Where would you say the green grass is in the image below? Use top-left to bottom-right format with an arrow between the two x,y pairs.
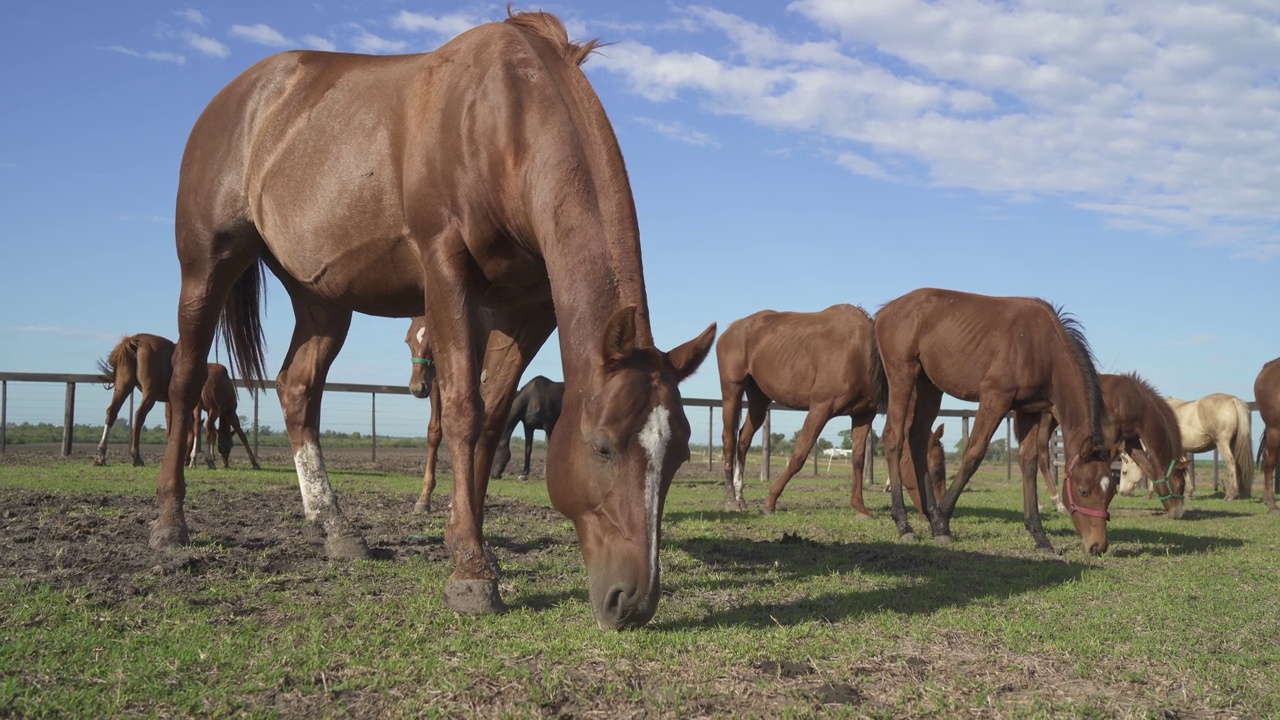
1,457 -> 1277,718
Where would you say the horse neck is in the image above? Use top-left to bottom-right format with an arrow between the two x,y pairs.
538,67 -> 652,384
1048,340 -> 1101,457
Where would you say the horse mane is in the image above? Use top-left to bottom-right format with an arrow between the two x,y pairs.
1120,371 -> 1183,454
1046,301 -> 1105,450
504,7 -> 603,67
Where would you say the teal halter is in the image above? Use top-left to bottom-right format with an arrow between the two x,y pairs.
1151,458 -> 1184,501
411,357 -> 434,366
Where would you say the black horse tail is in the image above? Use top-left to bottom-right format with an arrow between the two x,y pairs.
219,260 -> 268,394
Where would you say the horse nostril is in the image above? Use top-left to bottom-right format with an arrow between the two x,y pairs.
1088,542 -> 1106,556
602,582 -> 637,622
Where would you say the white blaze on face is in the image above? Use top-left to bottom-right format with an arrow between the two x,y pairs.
1100,473 -> 1111,494
415,326 -> 426,346
294,441 -> 337,521
639,405 -> 671,593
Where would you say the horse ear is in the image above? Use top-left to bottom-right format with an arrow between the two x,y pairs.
601,305 -> 638,365
667,322 -> 717,383
1107,440 -> 1124,461
932,424 -> 945,442
1078,436 -> 1096,460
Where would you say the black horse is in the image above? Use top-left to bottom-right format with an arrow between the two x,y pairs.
492,376 -> 565,480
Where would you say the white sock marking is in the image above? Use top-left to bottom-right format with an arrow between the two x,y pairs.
732,462 -> 744,500
639,406 -> 670,593
294,442 -> 336,521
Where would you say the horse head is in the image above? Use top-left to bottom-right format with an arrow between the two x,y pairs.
546,306 -> 715,630
1064,438 -> 1122,556
404,317 -> 434,399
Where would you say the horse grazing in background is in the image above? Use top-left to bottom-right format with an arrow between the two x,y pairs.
159,10 -> 715,629
95,333 -> 176,467
717,305 -> 896,517
403,313 -> 491,513
493,375 -> 565,481
1255,358 -> 1280,512
1166,393 -> 1253,500
1036,372 -> 1186,518
876,288 -> 1118,555
187,363 -> 261,471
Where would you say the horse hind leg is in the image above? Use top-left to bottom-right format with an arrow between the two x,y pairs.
848,417 -> 874,519
719,375 -> 746,511
95,381 -> 134,466
728,380 -> 769,511
1261,425 -> 1279,513
763,406 -> 832,514
277,297 -> 368,559
519,423 -> 534,481
228,413 -> 260,470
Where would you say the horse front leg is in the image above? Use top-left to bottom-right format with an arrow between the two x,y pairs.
935,392 -> 1012,537
848,417 -> 874,519
1261,425 -> 1279,513
413,380 -> 443,514
763,406 -> 832,514
276,299 -> 368,560
520,423 -> 534,481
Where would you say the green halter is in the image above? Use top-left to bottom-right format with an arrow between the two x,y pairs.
411,357 -> 434,366
1151,458 -> 1184,501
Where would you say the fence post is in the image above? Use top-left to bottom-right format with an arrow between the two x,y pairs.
961,415 -> 970,449
1006,416 -> 1012,481
760,410 -> 771,483
62,382 -> 75,456
371,391 -> 378,463
707,406 -> 713,473
252,391 -> 259,456
1,380 -> 6,454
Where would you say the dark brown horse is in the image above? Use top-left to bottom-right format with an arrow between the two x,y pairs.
159,11 -> 715,629
1036,372 -> 1186,518
187,363 -> 261,471
404,315 -> 445,514
95,333 -> 176,467
717,305 -> 944,517
493,375 -> 565,480
876,288 -> 1118,555
1255,357 -> 1280,513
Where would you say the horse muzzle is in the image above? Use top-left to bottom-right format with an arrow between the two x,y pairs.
408,381 -> 429,399
589,568 -> 658,630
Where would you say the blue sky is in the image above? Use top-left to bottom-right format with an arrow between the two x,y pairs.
1,1 -> 1277,450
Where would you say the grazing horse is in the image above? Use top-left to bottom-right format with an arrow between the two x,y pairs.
876,288 -> 1117,555
404,316 -> 445,514
492,375 -> 565,481
95,333 -> 176,467
1036,373 -> 1187,518
187,363 -> 261,471
1166,394 -> 1253,500
717,305 -> 886,516
157,11 -> 715,629
1255,358 -> 1280,512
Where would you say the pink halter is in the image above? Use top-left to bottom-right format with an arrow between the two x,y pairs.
1062,454 -> 1111,520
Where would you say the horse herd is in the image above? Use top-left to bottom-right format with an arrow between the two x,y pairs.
81,11 -> 1280,630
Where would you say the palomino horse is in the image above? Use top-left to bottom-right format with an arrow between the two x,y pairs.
493,375 -> 565,481
1255,358 -> 1280,512
717,305 -> 893,517
96,333 -> 175,467
1036,373 -> 1187,518
187,363 -> 261,471
158,11 -> 715,629
1166,394 -> 1253,500
876,289 -> 1118,555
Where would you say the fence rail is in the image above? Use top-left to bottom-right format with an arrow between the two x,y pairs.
0,371 -> 1260,490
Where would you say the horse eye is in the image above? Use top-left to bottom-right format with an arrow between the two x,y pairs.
591,438 -> 613,461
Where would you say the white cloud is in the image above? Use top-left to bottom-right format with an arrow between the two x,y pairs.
185,31 -> 229,58
302,34 -> 336,52
349,26 -> 408,54
592,2 -> 1280,251
634,117 -> 721,148
230,23 -> 291,47
176,8 -> 206,27
104,45 -> 186,64
391,10 -> 486,38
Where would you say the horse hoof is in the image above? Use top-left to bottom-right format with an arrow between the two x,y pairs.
325,534 -> 371,560
251,463 -> 262,471
517,474 -> 529,483
898,532 -> 916,543
933,534 -> 954,545
93,458 -> 106,467
1035,544 -> 1057,554
760,505 -> 776,515
412,501 -> 430,514
854,512 -> 874,521
132,458 -> 146,468
149,523 -> 190,550
444,578 -> 504,615
724,501 -> 746,512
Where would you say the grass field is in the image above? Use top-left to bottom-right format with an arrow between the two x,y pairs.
1,452 -> 1277,718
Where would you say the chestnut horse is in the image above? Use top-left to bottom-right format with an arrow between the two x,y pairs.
492,375 -> 565,481
404,316 -> 444,514
158,11 -> 714,629
1255,358 -> 1280,512
876,288 -> 1117,555
717,304 -> 945,518
1166,394 -> 1253,500
95,333 -> 175,467
187,363 -> 261,471
1036,372 -> 1187,518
